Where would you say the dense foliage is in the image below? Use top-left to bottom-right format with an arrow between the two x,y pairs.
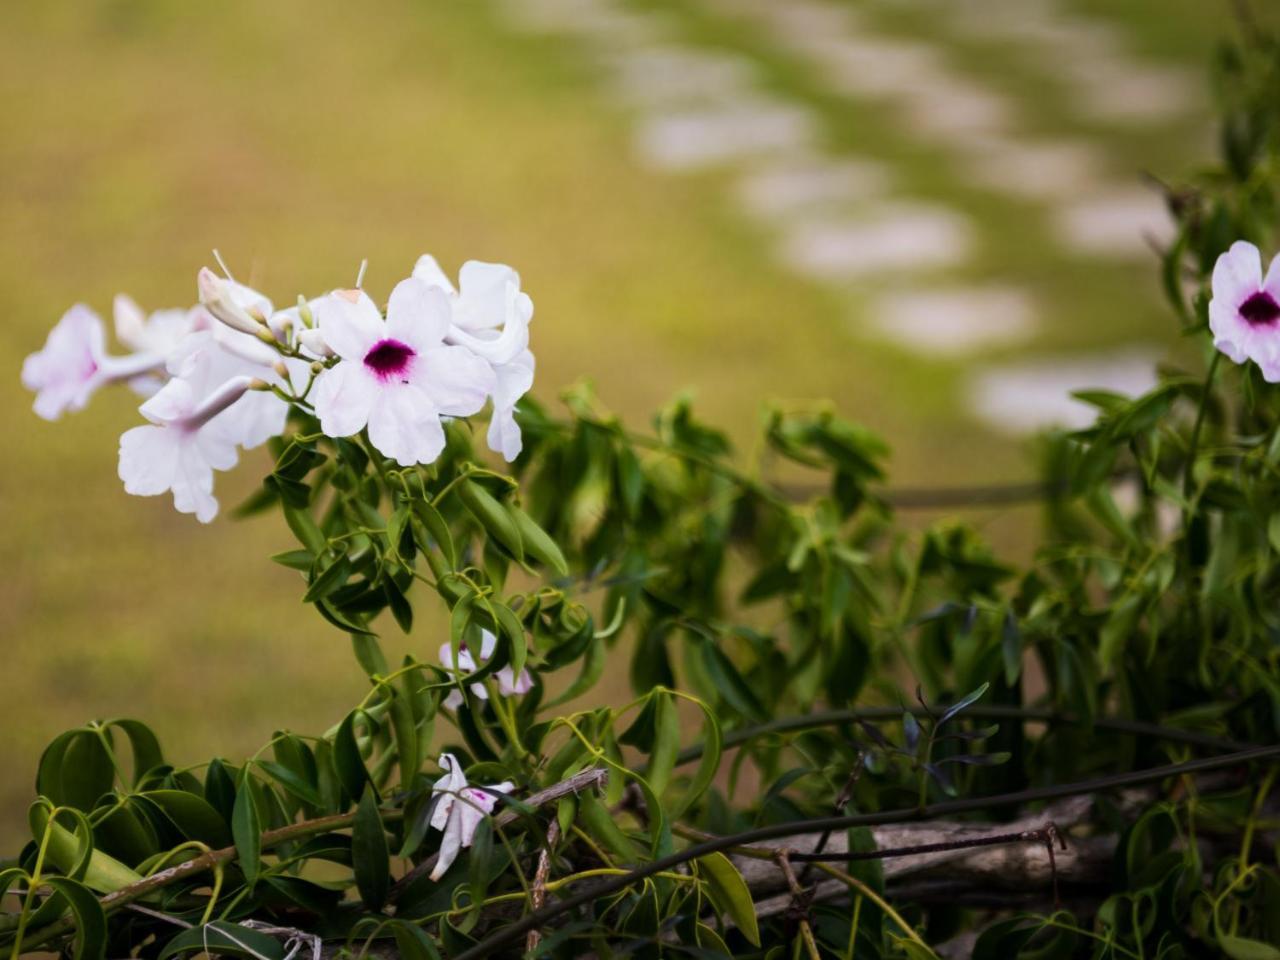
5,20 -> 1280,960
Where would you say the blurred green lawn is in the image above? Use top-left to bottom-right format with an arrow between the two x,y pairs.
0,0 -> 1244,846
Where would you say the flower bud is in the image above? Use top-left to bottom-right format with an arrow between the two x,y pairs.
297,327 -> 334,358
198,267 -> 264,335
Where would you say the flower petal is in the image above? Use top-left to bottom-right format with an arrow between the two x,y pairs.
412,254 -> 457,294
366,383 -> 445,466
314,289 -> 385,361
418,345 -> 496,417
312,362 -> 380,439
387,278 -> 450,351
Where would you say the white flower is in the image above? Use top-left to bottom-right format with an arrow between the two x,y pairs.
428,753 -> 514,880
114,294 -> 207,356
117,366 -> 254,524
167,328 -> 294,450
113,295 -> 210,396
439,629 -> 534,710
310,282 -> 495,466
197,267 -> 273,335
118,323 -> 296,523
22,304 -> 168,420
1209,240 -> 1280,381
412,256 -> 536,461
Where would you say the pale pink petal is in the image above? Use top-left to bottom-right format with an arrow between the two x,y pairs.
417,345 -> 496,417
456,261 -> 520,332
313,289 -> 384,362
411,254 -> 457,294
1212,241 -> 1262,308
366,384 -> 445,466
386,278 -> 450,351
312,362 -> 380,439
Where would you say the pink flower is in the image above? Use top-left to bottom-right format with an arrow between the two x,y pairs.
310,282 -> 495,466
428,754 -> 514,880
22,304 -> 166,420
438,629 -> 534,710
1209,240 -> 1280,381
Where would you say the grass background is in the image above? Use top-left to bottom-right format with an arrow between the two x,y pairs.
0,0 -> 1260,846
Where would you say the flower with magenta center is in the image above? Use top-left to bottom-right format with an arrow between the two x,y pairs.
1209,240 -> 1280,381
310,280 -> 495,466
428,753 -> 514,880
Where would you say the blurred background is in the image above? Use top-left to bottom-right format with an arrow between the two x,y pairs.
0,0 -> 1266,844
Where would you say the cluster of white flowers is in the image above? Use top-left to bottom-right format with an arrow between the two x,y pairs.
22,256 -> 536,523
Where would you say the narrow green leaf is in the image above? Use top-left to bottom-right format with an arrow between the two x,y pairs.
232,777 -> 262,888
698,852 -> 760,947
510,506 -> 569,576
43,876 -> 107,960
159,921 -> 286,960
352,786 -> 390,911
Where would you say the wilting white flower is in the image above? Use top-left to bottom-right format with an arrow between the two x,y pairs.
22,304 -> 168,420
429,753 -> 514,880
1209,240 -> 1280,381
197,267 -> 273,335
439,629 -> 534,710
310,282 -> 495,466
412,256 -> 536,461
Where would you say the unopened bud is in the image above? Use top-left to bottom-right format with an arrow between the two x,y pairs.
297,327 -> 334,358
297,295 -> 315,327
272,360 -> 289,378
198,267 -> 264,335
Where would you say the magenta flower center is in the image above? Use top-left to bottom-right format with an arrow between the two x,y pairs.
1239,291 -> 1280,326
364,338 -> 416,381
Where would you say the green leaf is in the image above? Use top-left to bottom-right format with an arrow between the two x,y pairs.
140,790 -> 233,848
697,852 -> 760,947
510,506 -> 569,576
458,479 -> 523,560
43,876 -> 107,960
352,786 -> 390,911
304,552 -> 352,603
334,711 -> 370,804
105,720 -> 164,786
232,777 -> 262,888
647,693 -> 680,798
670,697 -> 721,818
283,504 -> 326,555
939,682 -> 990,726
1219,936 -> 1280,960
412,498 -> 456,568
159,921 -> 286,960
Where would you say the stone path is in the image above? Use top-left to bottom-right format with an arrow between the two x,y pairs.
493,0 -> 1199,435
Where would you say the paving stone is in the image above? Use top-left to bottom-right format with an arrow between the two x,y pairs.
634,98 -> 818,171
735,156 -> 891,220
778,204 -> 974,280
968,348 -> 1159,434
1053,187 -> 1171,258
868,286 -> 1037,356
